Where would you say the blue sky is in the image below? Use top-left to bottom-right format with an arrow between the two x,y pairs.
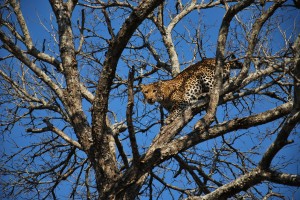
1,0 -> 300,199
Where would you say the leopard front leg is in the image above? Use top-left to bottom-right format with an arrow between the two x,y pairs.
163,78 -> 204,125
164,101 -> 188,125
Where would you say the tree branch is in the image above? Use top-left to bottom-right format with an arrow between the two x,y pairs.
175,155 -> 210,195
292,33 -> 300,109
187,168 -> 300,200
127,67 -> 140,165
262,170 -> 300,186
91,0 -> 164,198
258,110 -> 300,169
49,0 -> 92,153
115,101 -> 293,199
43,118 -> 83,149
233,0 -> 286,88
187,168 -> 263,200
9,0 -> 33,49
0,31 -> 65,101
195,0 -> 254,129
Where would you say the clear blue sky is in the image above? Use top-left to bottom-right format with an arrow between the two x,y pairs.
1,1 -> 299,199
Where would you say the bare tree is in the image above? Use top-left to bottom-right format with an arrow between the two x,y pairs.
0,0 -> 299,199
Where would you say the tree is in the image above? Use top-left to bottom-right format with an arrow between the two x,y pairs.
0,0 -> 299,199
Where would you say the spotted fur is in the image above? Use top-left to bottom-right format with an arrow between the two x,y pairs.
140,58 -> 242,116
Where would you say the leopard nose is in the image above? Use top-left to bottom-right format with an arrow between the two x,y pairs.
147,98 -> 154,104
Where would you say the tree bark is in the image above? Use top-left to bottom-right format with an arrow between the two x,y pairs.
90,1 -> 164,199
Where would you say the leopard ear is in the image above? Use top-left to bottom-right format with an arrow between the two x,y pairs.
138,84 -> 145,93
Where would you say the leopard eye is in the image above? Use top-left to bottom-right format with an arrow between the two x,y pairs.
153,89 -> 157,92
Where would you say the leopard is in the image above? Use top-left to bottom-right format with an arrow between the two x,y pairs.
140,57 -> 242,119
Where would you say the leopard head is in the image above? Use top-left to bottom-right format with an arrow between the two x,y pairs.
140,81 -> 163,104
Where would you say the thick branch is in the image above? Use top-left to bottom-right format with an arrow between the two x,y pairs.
160,102 -> 293,159
190,168 -> 263,200
195,0 -> 254,129
292,34 -> 300,109
127,67 -> 140,165
188,169 -> 300,200
262,170 -> 300,186
9,0 -> 33,50
91,0 -> 164,198
49,0 -> 92,152
259,110 -> 300,169
152,2 -> 181,76
115,102 -> 293,198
